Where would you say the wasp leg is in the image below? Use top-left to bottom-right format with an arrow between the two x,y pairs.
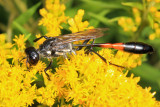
85,39 -> 95,54
76,39 -> 90,51
90,39 -> 95,50
34,36 -> 54,42
89,49 -> 125,68
71,50 -> 77,55
44,60 -> 53,80
26,58 -> 30,70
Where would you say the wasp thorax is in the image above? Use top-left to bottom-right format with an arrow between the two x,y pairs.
25,47 -> 39,65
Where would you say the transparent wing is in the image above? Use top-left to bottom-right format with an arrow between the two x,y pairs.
54,28 -> 108,45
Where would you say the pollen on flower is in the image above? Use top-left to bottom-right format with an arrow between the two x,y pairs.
68,9 -> 93,33
39,0 -> 68,37
149,33 -> 156,40
1,0 -> 160,106
0,34 -> 13,65
118,17 -> 138,32
118,7 -> 142,33
13,34 -> 26,50
147,1 -> 160,40
44,49 -> 159,106
150,6 -> 157,13
111,50 -> 142,68
155,11 -> 160,18
154,23 -> 159,29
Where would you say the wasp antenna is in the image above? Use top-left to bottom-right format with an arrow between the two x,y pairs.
34,36 -> 51,42
34,36 -> 44,42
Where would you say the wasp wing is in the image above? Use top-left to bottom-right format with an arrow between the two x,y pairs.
54,28 -> 108,45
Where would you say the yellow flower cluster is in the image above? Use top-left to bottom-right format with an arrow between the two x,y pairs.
0,34 -> 37,106
0,0 -> 160,106
118,8 -> 141,32
148,0 -> 160,40
112,50 -> 142,68
39,0 -> 68,37
119,0 -> 160,40
68,9 -> 93,33
46,49 -> 159,106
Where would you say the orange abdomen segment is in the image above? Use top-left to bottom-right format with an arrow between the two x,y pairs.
96,43 -> 124,50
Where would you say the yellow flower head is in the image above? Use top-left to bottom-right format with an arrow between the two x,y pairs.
149,22 -> 160,40
13,34 -> 27,50
68,9 -> 94,33
0,34 -> 13,65
1,0 -> 159,106
12,34 -> 27,64
43,49 -> 159,106
0,34 -> 37,106
147,0 -> 160,39
118,8 -> 141,32
39,0 -> 68,37
112,50 -> 142,68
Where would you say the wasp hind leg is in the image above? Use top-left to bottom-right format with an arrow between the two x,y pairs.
88,49 -> 125,68
85,39 -> 95,54
76,39 -> 90,51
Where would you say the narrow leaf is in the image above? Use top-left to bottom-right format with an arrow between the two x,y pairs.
13,2 -> 41,25
122,2 -> 143,10
81,0 -> 127,9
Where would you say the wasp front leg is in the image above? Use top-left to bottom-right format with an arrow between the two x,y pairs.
34,36 -> 55,42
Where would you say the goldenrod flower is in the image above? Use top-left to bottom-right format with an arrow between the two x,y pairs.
68,9 -> 94,45
0,34 -> 37,106
147,0 -> 160,39
44,49 -> 159,106
36,1 -> 159,106
68,9 -> 93,33
0,34 -> 13,65
119,1 -> 160,40
1,0 -> 160,106
13,34 -> 27,50
118,8 -> 141,32
112,50 -> 142,68
39,0 -> 68,37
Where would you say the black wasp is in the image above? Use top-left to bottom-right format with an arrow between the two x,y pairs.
25,28 -> 154,80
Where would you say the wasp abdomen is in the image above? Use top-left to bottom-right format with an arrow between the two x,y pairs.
123,42 -> 154,54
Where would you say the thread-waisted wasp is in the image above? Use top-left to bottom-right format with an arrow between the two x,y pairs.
25,28 -> 154,80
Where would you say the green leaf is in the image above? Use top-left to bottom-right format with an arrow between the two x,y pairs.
130,63 -> 160,90
81,0 -> 127,9
88,12 -> 113,26
156,2 -> 160,10
149,38 -> 160,46
89,19 -> 100,27
12,21 -> 29,34
13,2 -> 41,25
132,63 -> 160,81
24,33 -> 31,42
122,2 -> 143,10
88,10 -> 110,27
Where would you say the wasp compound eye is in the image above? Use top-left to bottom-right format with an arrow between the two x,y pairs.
25,47 -> 39,65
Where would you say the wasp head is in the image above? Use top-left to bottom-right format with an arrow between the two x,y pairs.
25,47 -> 39,65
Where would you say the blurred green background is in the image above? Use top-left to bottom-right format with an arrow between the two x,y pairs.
0,0 -> 160,100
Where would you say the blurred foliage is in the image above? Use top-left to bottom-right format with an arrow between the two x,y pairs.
0,0 -> 160,101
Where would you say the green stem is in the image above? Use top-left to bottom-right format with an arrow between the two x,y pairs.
132,0 -> 149,41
